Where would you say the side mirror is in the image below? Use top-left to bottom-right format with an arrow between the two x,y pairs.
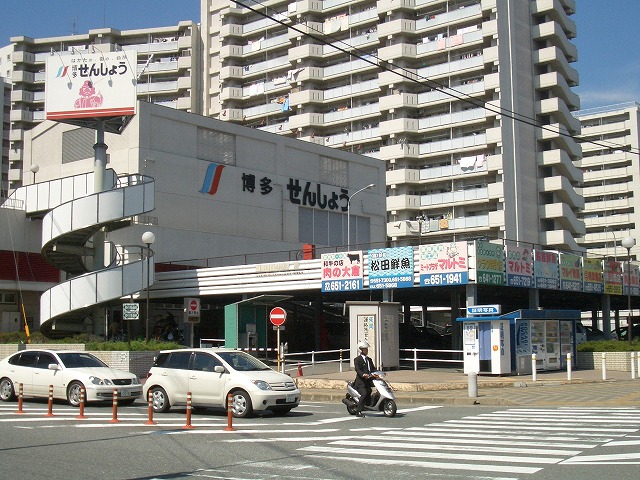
214,365 -> 225,374
48,363 -> 60,371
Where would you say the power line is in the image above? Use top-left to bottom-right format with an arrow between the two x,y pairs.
231,0 -> 640,156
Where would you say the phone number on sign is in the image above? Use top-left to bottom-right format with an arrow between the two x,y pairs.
322,279 -> 362,292
422,272 -> 467,286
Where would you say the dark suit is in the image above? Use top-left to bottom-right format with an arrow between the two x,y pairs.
353,354 -> 376,413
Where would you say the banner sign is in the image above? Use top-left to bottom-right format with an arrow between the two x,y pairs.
583,257 -> 603,293
559,253 -> 583,292
534,250 -> 559,290
475,240 -> 505,285
321,251 -> 364,292
603,260 -> 623,295
419,242 -> 469,286
505,245 -> 533,288
367,247 -> 414,289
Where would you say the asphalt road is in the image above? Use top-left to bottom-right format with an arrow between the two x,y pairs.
0,399 -> 638,479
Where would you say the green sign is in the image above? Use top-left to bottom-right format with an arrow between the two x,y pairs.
122,303 -> 139,320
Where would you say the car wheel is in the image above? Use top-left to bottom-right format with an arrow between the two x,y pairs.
67,381 -> 85,407
150,386 -> 171,413
230,390 -> 252,418
0,378 -> 16,402
270,406 -> 292,416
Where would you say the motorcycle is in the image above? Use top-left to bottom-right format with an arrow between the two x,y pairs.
342,371 -> 397,417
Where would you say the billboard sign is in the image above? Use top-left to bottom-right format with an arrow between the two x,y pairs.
419,241 -> 469,286
474,240 -> 505,286
321,251 -> 364,292
559,253 -> 583,292
583,257 -> 603,293
505,245 -> 533,288
534,250 -> 559,290
45,50 -> 137,121
367,246 -> 414,289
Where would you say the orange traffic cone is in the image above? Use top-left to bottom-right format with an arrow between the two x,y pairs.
297,361 -> 303,377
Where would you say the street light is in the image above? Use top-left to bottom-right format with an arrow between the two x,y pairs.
30,164 -> 39,183
142,231 -> 156,342
621,236 -> 635,343
346,183 -> 375,249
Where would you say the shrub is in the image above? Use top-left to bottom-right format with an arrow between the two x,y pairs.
577,340 -> 640,352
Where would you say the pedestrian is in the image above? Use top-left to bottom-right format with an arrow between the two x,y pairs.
353,340 -> 376,417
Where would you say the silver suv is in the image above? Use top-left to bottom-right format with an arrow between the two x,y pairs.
143,349 -> 300,417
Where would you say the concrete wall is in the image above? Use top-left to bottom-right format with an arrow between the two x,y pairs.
576,351 -> 639,372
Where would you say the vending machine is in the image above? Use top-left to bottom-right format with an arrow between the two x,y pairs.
347,301 -> 400,370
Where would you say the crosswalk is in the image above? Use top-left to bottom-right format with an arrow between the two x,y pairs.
298,407 -> 640,477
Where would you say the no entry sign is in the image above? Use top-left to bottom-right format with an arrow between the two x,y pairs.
269,307 -> 287,326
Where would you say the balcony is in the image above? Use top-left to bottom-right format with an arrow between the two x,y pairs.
377,18 -> 416,38
539,202 -> 585,235
379,92 -> 419,111
386,168 -> 420,186
537,149 -> 582,183
538,175 -> 584,209
421,186 -> 489,207
535,72 -> 579,110
537,97 -> 580,133
533,20 -> 577,61
416,3 -> 482,31
386,194 -> 421,211
418,132 -> 487,156
538,123 -> 581,157
377,0 -> 414,14
534,46 -> 578,86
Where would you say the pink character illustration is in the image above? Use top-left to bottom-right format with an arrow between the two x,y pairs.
74,80 -> 103,109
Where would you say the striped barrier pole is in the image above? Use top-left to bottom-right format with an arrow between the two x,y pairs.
45,385 -> 54,417
224,393 -> 236,432
109,388 -> 120,423
183,392 -> 194,429
531,354 -> 537,382
144,390 -> 156,425
76,387 -> 87,420
631,352 -> 637,380
15,383 -> 24,414
601,352 -> 607,380
567,352 -> 572,381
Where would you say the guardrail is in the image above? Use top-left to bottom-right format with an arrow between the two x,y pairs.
400,348 -> 463,371
281,349 -> 347,375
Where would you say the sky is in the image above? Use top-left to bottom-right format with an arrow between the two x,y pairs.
0,0 -> 638,110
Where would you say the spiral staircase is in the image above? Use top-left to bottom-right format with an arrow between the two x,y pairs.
10,169 -> 156,338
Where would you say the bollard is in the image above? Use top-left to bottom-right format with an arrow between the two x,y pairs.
76,387 -> 87,420
183,392 -> 194,429
109,388 -> 121,423
566,352 -> 572,381
631,352 -> 637,380
468,371 -> 478,398
531,354 -> 537,382
15,383 -> 24,414
144,390 -> 156,425
601,352 -> 607,380
297,361 -> 303,377
223,393 -> 236,432
637,351 -> 640,379
45,385 -> 54,417
339,349 -> 343,373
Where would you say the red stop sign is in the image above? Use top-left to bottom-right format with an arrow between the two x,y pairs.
269,307 -> 287,326
190,300 -> 198,311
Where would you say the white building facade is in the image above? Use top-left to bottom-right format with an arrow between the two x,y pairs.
575,102 -> 640,261
203,0 -> 584,251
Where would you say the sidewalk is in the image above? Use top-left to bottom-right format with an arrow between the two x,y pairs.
295,367 -> 640,407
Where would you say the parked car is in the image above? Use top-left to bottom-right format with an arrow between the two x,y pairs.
614,324 -> 640,341
584,325 -> 606,341
144,348 -> 301,418
0,350 -> 142,406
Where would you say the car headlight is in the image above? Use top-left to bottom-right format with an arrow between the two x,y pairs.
89,376 -> 113,386
251,380 -> 272,391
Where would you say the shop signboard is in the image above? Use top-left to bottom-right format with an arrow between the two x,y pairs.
603,260 -> 623,295
623,263 -> 640,296
419,241 -> 469,286
45,50 -> 137,121
505,245 -> 533,288
367,247 -> 414,289
583,257 -> 604,293
559,253 -> 583,291
474,240 -> 505,286
321,251 -> 363,292
534,250 -> 559,290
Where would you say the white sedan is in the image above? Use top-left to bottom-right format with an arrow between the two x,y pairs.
0,349 -> 142,406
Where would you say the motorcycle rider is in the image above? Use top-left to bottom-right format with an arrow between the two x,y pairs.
353,340 -> 376,417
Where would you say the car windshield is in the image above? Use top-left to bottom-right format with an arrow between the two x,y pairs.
216,352 -> 270,371
57,352 -> 108,369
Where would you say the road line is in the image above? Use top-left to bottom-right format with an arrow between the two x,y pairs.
299,450 -> 542,474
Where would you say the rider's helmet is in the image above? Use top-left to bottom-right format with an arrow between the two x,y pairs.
357,340 -> 370,350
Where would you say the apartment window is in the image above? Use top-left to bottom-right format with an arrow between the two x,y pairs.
62,128 -> 95,164
197,128 -> 235,165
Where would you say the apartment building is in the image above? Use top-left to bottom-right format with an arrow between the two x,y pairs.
203,0 -> 584,251
7,22 -> 201,193
0,78 -> 9,198
575,102 -> 640,260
